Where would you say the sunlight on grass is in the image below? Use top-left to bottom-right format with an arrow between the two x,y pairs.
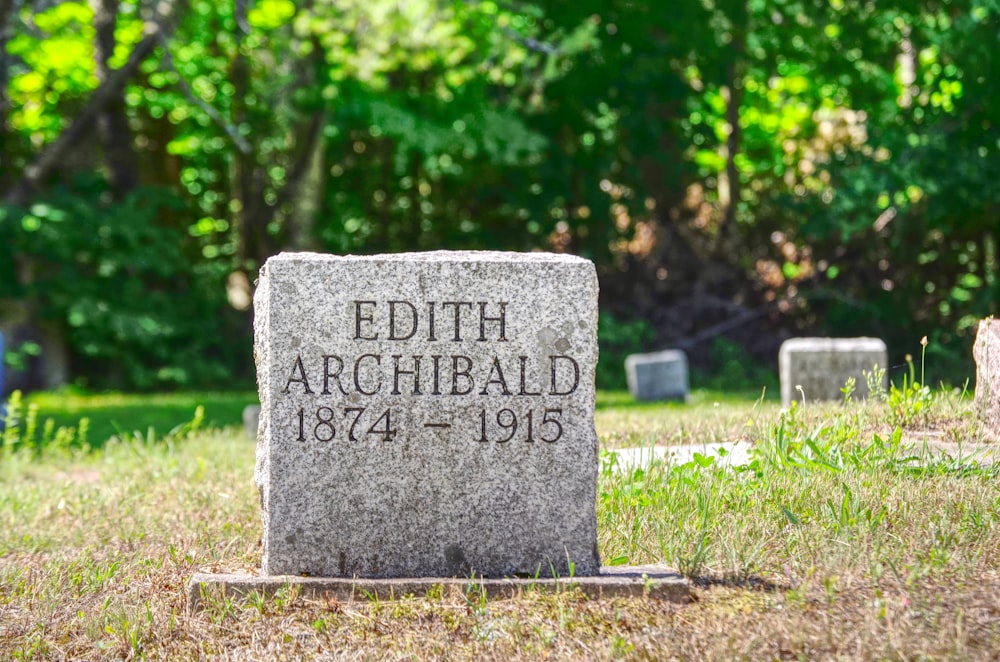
0,388 -> 997,657
596,388 -> 780,449
20,391 -> 258,447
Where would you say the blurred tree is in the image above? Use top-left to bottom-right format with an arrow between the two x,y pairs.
0,0 -> 996,389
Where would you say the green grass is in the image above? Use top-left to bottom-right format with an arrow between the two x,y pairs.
9,388 -> 772,450
596,386 -> 777,410
596,388 -> 780,449
0,388 -> 998,658
17,390 -> 258,447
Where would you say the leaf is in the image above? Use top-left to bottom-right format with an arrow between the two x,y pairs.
780,506 -> 801,525
248,0 -> 296,30
694,149 -> 726,172
693,452 -> 715,468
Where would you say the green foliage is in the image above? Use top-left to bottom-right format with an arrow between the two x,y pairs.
596,313 -> 654,390
887,349 -> 933,428
698,337 -> 777,392
1,391 -> 91,457
21,390 -> 255,447
2,341 -> 42,372
0,389 -> 212,458
600,382 -> 995,581
0,178 -> 248,390
7,1 -> 98,139
888,378 -> 932,429
1,0 -> 998,390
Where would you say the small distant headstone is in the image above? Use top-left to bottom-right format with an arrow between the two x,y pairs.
973,318 -> 1000,440
624,350 -> 688,402
0,331 -> 5,398
779,337 -> 888,406
242,405 -> 260,439
253,251 -> 600,578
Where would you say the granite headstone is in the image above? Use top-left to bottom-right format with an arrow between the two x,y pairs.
779,337 -> 888,406
253,251 -> 600,578
973,318 -> 1000,440
243,404 -> 260,439
624,350 -> 688,402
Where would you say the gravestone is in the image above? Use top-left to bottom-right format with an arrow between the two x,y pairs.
624,350 -> 688,402
242,404 -> 260,439
779,337 -> 888,407
253,251 -> 600,578
973,318 -> 1000,440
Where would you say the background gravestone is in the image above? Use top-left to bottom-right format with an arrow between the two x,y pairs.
624,350 -> 688,402
242,404 -> 260,439
973,318 -> 1000,440
779,337 -> 888,406
254,251 -> 600,578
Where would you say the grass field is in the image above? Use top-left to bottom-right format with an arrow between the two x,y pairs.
18,391 -> 260,448
7,387 -> 772,451
1,388 -> 998,659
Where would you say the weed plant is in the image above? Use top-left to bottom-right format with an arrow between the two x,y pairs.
0,391 -> 91,458
600,394 -> 997,583
1,390 -> 206,460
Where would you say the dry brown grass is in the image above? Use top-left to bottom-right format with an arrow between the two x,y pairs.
1,393 -> 998,660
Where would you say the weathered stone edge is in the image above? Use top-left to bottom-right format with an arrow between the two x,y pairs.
187,566 -> 690,611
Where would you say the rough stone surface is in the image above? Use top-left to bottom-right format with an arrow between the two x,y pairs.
973,319 -> 1000,441
779,337 -> 888,406
187,566 -> 690,611
243,405 -> 260,439
625,350 -> 688,402
254,251 -> 600,578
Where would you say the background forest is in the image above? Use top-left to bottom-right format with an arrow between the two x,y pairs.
0,0 -> 997,392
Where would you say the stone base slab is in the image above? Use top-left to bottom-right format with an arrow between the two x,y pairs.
188,566 -> 689,611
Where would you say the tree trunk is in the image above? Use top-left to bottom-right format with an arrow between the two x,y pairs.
0,0 -> 23,192
282,111 -> 325,251
230,0 -> 273,265
92,0 -> 140,195
716,0 -> 746,257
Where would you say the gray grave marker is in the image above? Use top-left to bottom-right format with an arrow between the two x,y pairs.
973,318 -> 1000,440
242,404 -> 260,439
779,337 -> 888,406
253,251 -> 601,578
624,350 -> 688,402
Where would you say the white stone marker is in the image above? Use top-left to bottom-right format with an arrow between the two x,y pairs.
624,350 -> 688,402
973,318 -> 1000,440
779,337 -> 888,407
254,251 -> 600,578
